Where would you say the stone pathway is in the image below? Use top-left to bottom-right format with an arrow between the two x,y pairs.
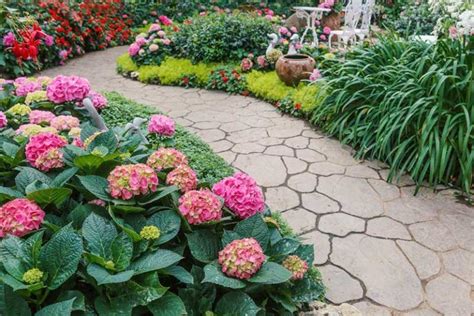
41,47 -> 474,316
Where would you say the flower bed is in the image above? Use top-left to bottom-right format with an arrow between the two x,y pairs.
0,76 -> 324,314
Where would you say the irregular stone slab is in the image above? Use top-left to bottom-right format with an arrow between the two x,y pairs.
288,173 -> 318,193
209,140 -> 233,153
219,121 -> 249,132
296,149 -> 326,163
426,274 -> 471,315
383,197 -> 438,224
302,129 -> 325,138
302,192 -> 340,214
258,137 -> 283,146
264,145 -> 294,157
175,117 -> 193,127
265,187 -> 300,212
318,176 -> 383,218
400,306 -> 441,316
194,129 -> 225,142
227,127 -> 268,143
232,142 -> 265,154
308,162 -> 345,176
193,121 -> 221,129
345,165 -> 380,179
396,240 -> 440,280
284,136 -> 309,149
282,157 -> 308,175
233,154 -> 287,187
367,217 -> 411,240
409,221 -> 457,252
300,230 -> 331,265
441,249 -> 473,284
367,179 -> 400,201
301,302 -> 362,316
352,302 -> 391,316
218,151 -> 236,165
319,213 -> 365,237
267,126 -> 302,138
319,265 -> 363,303
244,116 -> 275,127
439,213 -> 474,252
281,208 -> 317,233
331,235 -> 423,310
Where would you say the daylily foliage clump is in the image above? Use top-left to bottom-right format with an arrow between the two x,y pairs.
0,76 -> 324,314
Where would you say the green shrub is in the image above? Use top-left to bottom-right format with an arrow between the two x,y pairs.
173,13 -> 273,63
102,92 -> 234,184
292,83 -> 328,114
246,71 -> 295,102
311,37 -> 473,194
116,53 -> 139,74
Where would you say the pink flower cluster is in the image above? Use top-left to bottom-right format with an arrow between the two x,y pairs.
107,164 -> 159,200
149,23 -> 161,32
240,58 -> 253,72
319,0 -> 335,9
212,172 -> 265,219
218,238 -> 265,279
309,69 -> 322,82
51,115 -> 80,131
147,148 -> 188,171
15,78 -> 42,97
0,111 -> 7,128
178,189 -> 222,225
148,114 -> 175,137
166,165 -> 197,193
2,32 -> 15,46
25,132 -> 67,171
46,75 -> 91,104
29,110 -> 56,125
159,15 -> 173,26
282,255 -> 308,280
0,198 -> 45,237
129,37 -> 148,56
88,91 -> 108,110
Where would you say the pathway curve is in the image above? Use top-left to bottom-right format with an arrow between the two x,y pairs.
41,47 -> 473,316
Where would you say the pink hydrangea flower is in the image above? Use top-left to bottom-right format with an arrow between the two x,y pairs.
0,198 -> 45,237
320,34 -> 327,41
88,199 -> 106,207
88,91 -> 108,110
148,114 -> 175,137
257,55 -> 268,68
279,27 -> 289,35
34,148 -> 64,171
25,132 -> 67,170
178,189 -> 222,224
129,43 -> 140,56
309,69 -> 322,81
157,30 -> 166,38
323,27 -> 332,35
107,164 -> 159,200
51,115 -> 80,131
218,238 -> 265,279
159,15 -> 173,26
162,38 -> 171,46
3,32 -> 15,46
282,255 -> 308,280
147,148 -> 188,171
240,58 -> 253,72
166,165 -> 197,193
44,34 -> 54,46
290,26 -> 298,33
46,75 -> 91,104
212,172 -> 265,219
29,110 -> 56,125
72,137 -> 84,148
135,37 -> 146,46
149,23 -> 161,32
0,111 -> 7,128
15,80 -> 42,97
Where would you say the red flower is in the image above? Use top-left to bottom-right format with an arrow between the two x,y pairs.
294,103 -> 302,110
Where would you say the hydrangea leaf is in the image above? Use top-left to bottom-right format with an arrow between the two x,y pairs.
234,214 -> 269,251
130,250 -> 183,275
148,292 -> 187,316
186,230 -> 221,263
248,262 -> 292,285
215,291 -> 260,316
202,261 -> 246,289
86,264 -> 134,285
147,209 -> 181,244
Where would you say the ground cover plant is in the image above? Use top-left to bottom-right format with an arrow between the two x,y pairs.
0,76 -> 324,315
311,36 -> 473,195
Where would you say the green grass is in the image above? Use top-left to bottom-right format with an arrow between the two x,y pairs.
102,92 -> 234,184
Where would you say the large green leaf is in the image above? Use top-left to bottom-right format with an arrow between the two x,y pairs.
186,230 -> 221,263
234,214 -> 269,251
0,187 -> 24,202
268,238 -> 301,258
148,292 -> 187,316
291,275 -> 325,303
35,298 -> 75,316
56,290 -> 86,311
39,229 -> 83,290
248,262 -> 292,284
137,186 -> 179,205
82,213 -> 117,259
202,262 -> 245,289
15,168 -> 51,193
77,175 -> 111,201
147,210 -> 181,244
0,283 -> 31,316
111,232 -> 133,271
27,188 -> 72,208
88,130 -> 118,152
87,264 -> 134,285
130,250 -> 183,275
161,265 -> 194,284
0,236 -> 26,280
50,167 -> 78,187
215,291 -> 260,316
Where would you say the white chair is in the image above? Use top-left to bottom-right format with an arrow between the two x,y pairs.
328,0 -> 363,49
354,0 -> 375,41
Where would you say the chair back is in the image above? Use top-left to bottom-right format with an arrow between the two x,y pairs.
359,0 -> 375,30
343,0 -> 363,29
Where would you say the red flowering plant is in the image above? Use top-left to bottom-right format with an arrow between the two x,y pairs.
207,67 -> 248,95
275,96 -> 304,118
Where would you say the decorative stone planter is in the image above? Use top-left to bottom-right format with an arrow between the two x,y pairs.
275,54 -> 315,87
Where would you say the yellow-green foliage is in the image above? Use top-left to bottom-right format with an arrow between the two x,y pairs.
292,83 -> 328,113
151,57 -> 218,85
116,54 -> 138,74
246,71 -> 295,102
137,65 -> 161,83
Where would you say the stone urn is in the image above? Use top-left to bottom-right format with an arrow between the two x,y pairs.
275,54 -> 315,87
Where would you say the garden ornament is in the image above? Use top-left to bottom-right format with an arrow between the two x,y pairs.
266,33 -> 279,54
288,34 -> 300,55
82,98 -> 108,131
124,117 -> 149,144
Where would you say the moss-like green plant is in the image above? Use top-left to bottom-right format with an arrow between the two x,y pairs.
292,83 -> 328,114
246,71 -> 295,102
116,53 -> 138,74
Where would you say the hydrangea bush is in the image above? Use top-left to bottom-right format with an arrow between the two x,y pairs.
0,76 -> 324,314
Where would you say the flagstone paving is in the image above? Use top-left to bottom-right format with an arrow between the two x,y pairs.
41,47 -> 474,316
